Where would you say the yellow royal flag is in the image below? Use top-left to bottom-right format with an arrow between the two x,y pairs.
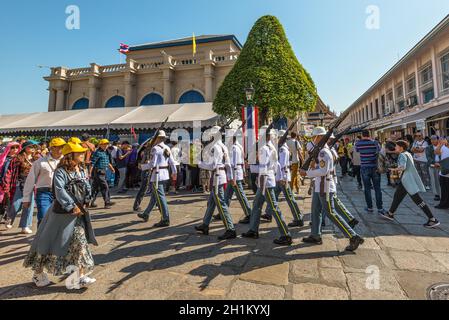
192,33 -> 197,56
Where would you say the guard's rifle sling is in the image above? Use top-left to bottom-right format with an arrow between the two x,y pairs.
301,110 -> 350,171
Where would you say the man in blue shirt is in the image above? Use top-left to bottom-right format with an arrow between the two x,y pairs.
355,130 -> 386,214
90,139 -> 116,209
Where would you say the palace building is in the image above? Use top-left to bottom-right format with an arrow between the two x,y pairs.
44,35 -> 242,111
340,15 -> 449,139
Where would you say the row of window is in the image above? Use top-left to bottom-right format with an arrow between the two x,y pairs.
351,52 -> 449,124
71,90 -> 206,110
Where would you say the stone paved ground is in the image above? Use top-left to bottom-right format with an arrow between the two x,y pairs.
1,175 -> 449,300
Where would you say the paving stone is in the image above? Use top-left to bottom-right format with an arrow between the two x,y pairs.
393,270 -> 449,300
227,280 -> 285,300
389,251 -> 448,273
291,283 -> 349,300
414,236 -> 449,253
346,272 -> 408,300
289,259 -> 320,283
319,268 -> 347,288
377,236 -> 427,252
240,256 -> 289,286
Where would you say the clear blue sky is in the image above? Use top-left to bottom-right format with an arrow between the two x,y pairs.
0,0 -> 448,114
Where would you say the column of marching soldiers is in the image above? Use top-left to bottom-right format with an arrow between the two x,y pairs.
136,122 -> 365,252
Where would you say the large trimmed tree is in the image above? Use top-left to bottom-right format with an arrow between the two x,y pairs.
213,15 -> 318,124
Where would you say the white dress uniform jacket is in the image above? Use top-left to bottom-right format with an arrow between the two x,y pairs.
198,141 -> 229,186
306,145 -> 336,194
279,143 -> 291,182
229,143 -> 245,181
258,141 -> 278,188
149,142 -> 177,182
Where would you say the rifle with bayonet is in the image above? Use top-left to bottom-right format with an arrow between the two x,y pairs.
278,117 -> 300,148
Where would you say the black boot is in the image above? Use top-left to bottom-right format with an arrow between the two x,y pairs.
273,236 -> 293,246
90,202 -> 98,208
213,214 -> 222,221
218,230 -> 237,241
105,202 -> 116,209
345,235 -> 364,252
288,220 -> 304,228
302,235 -> 323,245
153,220 -> 170,228
260,214 -> 272,222
137,213 -> 149,222
194,224 -> 209,236
239,216 -> 251,224
241,230 -> 259,239
349,219 -> 359,228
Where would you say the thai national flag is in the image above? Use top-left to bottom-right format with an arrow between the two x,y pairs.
119,43 -> 130,54
241,105 -> 259,164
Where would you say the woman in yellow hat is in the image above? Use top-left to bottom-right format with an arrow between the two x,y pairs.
24,142 -> 98,289
22,138 -> 66,227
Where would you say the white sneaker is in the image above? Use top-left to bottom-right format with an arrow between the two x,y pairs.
6,224 -> 13,229
79,275 -> 96,288
32,273 -> 50,287
21,227 -> 33,234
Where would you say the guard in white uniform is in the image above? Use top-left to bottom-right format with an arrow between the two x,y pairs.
138,131 -> 177,228
264,130 -> 304,227
242,126 -> 292,246
300,127 -> 364,252
223,135 -> 252,224
195,126 -> 237,241
328,135 -> 359,228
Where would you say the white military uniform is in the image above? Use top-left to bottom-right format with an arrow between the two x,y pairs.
230,142 -> 245,181
258,141 -> 278,188
149,142 -> 177,182
278,143 -> 291,182
306,144 -> 336,195
198,141 -> 229,186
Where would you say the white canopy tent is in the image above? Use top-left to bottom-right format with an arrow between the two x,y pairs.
0,103 -> 222,135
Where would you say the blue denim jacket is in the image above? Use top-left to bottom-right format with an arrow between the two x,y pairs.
53,167 -> 91,212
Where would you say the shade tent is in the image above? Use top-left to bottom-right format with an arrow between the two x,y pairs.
0,103 -> 221,135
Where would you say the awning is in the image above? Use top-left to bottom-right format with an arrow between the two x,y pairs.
0,103 -> 221,135
370,102 -> 449,132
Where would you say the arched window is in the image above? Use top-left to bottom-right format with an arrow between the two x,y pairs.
140,93 -> 164,106
72,98 -> 89,110
105,96 -> 125,108
178,90 -> 205,104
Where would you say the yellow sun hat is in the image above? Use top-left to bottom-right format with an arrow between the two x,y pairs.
98,139 -> 110,145
68,137 -> 82,145
62,142 -> 88,156
49,138 -> 67,148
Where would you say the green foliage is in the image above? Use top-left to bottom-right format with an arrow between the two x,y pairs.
213,15 -> 318,124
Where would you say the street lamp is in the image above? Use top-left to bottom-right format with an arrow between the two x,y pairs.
245,83 -> 255,103
318,110 -> 325,126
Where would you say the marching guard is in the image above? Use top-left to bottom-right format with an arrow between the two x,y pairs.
263,130 -> 305,227
195,126 -> 237,241
137,131 -> 177,228
242,126 -> 292,246
213,133 -> 252,224
300,127 -> 364,252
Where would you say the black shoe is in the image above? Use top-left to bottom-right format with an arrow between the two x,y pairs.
434,196 -> 441,201
239,216 -> 251,224
302,236 -> 323,245
241,230 -> 259,239
218,230 -> 237,241
261,214 -> 272,222
273,236 -> 293,246
194,224 -> 209,235
90,203 -> 98,208
345,235 -> 365,252
133,207 -> 142,212
153,220 -> 170,228
213,214 -> 222,221
288,220 -> 304,228
349,219 -> 359,228
357,185 -> 363,190
137,213 -> 149,222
